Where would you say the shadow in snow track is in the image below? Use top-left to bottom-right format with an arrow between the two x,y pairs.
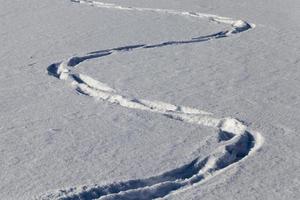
40,132 -> 256,200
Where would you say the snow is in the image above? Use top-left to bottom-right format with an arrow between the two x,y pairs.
0,0 -> 299,199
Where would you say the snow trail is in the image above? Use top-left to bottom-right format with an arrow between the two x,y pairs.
40,1 -> 263,199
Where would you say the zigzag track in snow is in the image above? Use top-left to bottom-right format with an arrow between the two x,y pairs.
40,1 -> 263,199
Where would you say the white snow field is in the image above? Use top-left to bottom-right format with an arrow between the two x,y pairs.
0,0 -> 299,199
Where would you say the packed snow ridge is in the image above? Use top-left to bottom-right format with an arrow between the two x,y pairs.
40,1 -> 263,199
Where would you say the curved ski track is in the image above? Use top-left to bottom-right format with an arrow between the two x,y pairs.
41,1 -> 264,199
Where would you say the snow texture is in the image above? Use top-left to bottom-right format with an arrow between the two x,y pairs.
0,0 -> 299,200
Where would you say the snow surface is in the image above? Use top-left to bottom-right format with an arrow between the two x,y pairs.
0,0 -> 299,199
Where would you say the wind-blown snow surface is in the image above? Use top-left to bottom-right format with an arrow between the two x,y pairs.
0,0 -> 300,199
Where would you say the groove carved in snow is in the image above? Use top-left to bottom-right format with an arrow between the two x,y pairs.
40,1 -> 263,199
